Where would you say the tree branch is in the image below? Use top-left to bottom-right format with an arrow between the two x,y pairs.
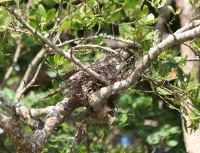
0,112 -> 13,132
15,50 -> 51,102
87,24 -> 200,108
67,112 -> 116,124
7,9 -> 111,86
57,35 -> 139,47
14,48 -> 47,102
0,95 -> 29,152
0,102 -> 11,114
175,20 -> 200,34
0,93 -> 15,109
29,87 -> 81,152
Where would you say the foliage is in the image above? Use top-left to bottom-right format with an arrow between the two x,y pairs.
1,0 -> 200,152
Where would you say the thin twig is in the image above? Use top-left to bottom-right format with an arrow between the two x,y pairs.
15,51 -> 51,102
70,113 -> 94,152
68,44 -> 118,54
57,35 -> 139,47
59,4 -> 83,24
154,7 -> 176,38
183,42 -> 200,57
77,135 -> 93,152
82,3 -> 135,26
7,27 -> 30,34
189,14 -> 200,23
7,9 -> 111,86
0,37 -> 22,90
128,89 -> 156,93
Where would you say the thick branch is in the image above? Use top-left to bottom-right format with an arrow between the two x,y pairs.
0,111 -> 12,131
68,112 -> 116,124
0,96 -> 29,152
175,20 -> 200,34
0,102 -> 11,114
88,24 -> 200,108
0,93 -> 15,109
29,87 -> 81,152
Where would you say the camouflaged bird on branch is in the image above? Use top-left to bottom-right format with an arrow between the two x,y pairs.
41,49 -> 129,123
41,49 -> 129,101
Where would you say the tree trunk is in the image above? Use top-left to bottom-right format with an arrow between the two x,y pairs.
175,0 -> 200,152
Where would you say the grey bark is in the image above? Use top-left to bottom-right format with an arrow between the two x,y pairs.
175,0 -> 200,152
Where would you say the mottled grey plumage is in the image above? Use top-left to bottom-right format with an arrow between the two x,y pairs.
41,49 -> 129,100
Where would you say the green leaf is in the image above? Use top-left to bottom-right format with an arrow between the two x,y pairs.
191,67 -> 196,80
167,5 -> 175,14
0,25 -> 7,31
182,116 -> 188,133
89,0 -> 97,6
80,147 -> 86,153
118,114 -> 128,125
124,0 -> 141,7
58,21 -> 72,31
133,96 -> 152,109
169,126 -> 180,134
146,31 -> 155,39
100,43 -> 107,47
54,52 -> 60,64
0,9 -> 8,26
156,87 -> 172,95
142,40 -> 150,51
187,81 -> 196,90
166,57 -> 181,63
145,16 -> 159,25
95,34 -> 103,45
1,87 -> 16,101
189,0 -> 193,6
0,0 -> 12,2
29,20 -> 38,29
122,22 -> 132,35
159,130 -> 169,136
112,11 -> 121,22
73,145 -> 81,152
30,8 -> 37,16
120,93 -> 132,104
38,4 -> 46,20
100,21 -> 110,29
71,22 -> 83,30
177,67 -> 184,82
33,39 -> 40,45
47,57 -> 55,67
157,0 -> 167,8
29,16 -> 37,22
52,79 -> 59,89
167,140 -> 178,147
53,94 -> 62,102
58,56 -> 64,64
147,133 -> 160,144
143,5 -> 149,16
189,108 -> 200,118
119,25 -> 125,38
46,8 -> 56,24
